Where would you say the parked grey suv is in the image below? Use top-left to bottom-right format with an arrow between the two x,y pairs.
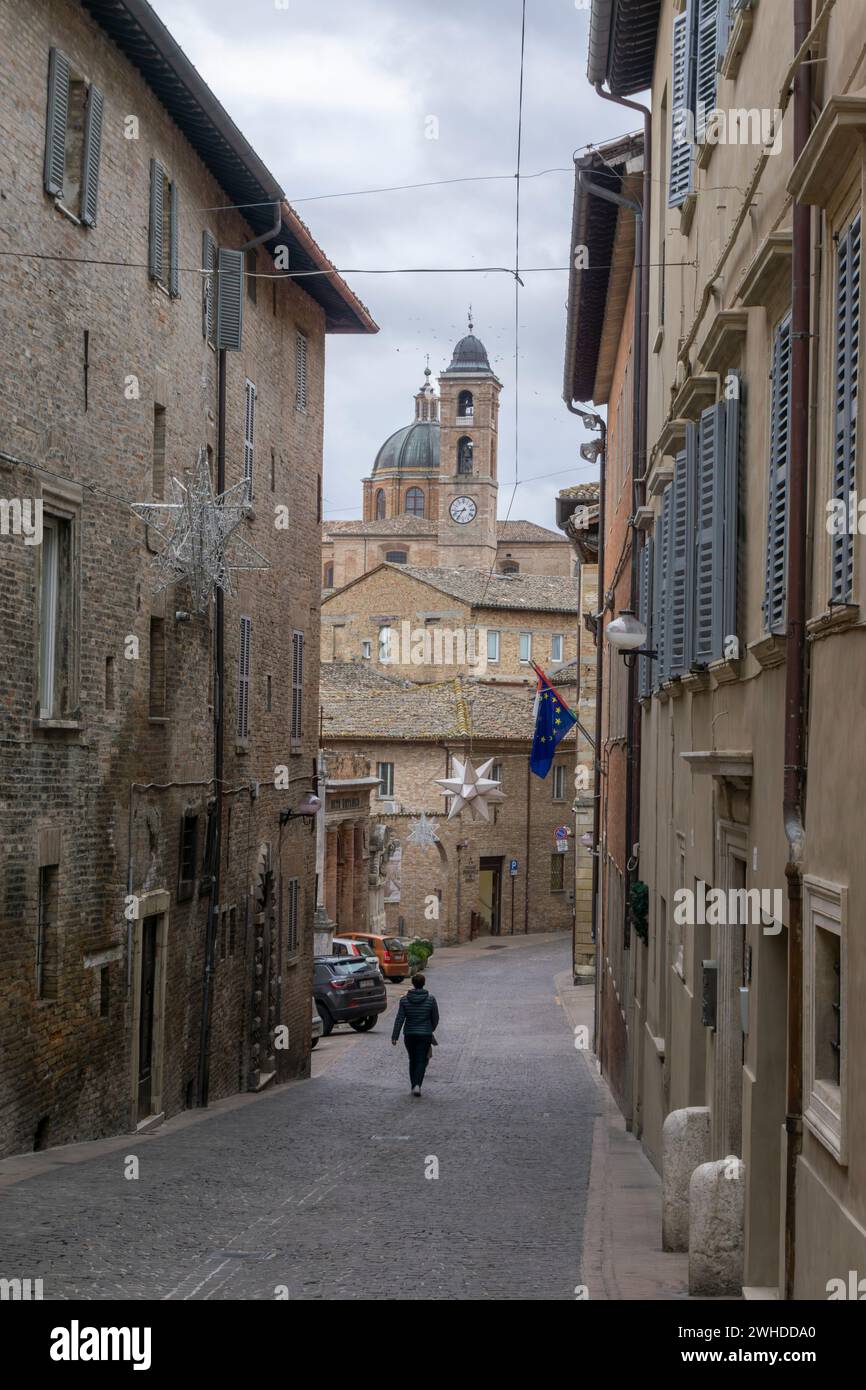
313,956 -> 387,1035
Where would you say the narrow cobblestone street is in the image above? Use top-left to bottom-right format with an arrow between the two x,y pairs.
0,935 -> 605,1301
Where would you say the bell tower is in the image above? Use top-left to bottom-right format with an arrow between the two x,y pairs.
436,313 -> 501,569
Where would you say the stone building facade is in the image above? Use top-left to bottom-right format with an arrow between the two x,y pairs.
0,0 -> 374,1158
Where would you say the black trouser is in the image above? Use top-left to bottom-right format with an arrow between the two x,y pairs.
404,1035 -> 430,1088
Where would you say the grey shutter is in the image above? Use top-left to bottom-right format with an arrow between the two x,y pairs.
238,617 -> 251,739
694,403 -> 725,664
169,180 -> 180,297
291,631 -> 304,745
44,48 -> 70,198
639,536 -> 654,699
216,247 -> 244,351
764,314 -> 791,633
831,212 -> 861,605
80,83 -> 104,226
244,380 -> 256,499
202,230 -> 216,341
694,0 -> 719,141
670,448 -> 690,674
669,10 -> 693,207
722,373 -> 744,650
658,485 -> 673,680
148,159 -> 165,282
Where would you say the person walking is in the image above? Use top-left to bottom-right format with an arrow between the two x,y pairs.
391,972 -> 439,1097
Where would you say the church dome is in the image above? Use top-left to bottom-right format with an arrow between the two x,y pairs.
372,419 -> 440,474
443,332 -> 491,374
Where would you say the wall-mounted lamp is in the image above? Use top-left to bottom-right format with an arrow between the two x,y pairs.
580,439 -> 603,464
604,609 -> 657,669
279,792 -> 322,825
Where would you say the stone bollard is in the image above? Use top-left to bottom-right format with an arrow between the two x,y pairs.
688,1156 -> 745,1296
662,1107 -> 711,1251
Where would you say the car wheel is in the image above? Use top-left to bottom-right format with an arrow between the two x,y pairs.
349,1015 -> 378,1032
390,976 -> 404,984
316,1003 -> 334,1036
310,1037 -> 319,1049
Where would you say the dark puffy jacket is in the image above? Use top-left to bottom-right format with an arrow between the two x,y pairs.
392,987 -> 439,1041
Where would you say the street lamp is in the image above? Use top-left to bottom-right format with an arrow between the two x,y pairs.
604,609 -> 657,669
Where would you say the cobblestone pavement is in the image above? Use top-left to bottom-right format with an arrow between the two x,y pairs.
0,934 -> 600,1300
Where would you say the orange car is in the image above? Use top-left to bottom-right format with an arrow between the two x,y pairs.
339,932 -> 409,982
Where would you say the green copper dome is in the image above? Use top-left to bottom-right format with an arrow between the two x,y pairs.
372,419 -> 440,474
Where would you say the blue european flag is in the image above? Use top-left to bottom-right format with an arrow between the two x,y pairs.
530,668 -> 577,778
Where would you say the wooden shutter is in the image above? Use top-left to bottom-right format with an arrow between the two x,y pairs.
244,380 -> 256,499
238,616 -> 251,739
202,230 -> 217,341
216,247 -> 244,350
764,314 -> 791,633
669,10 -> 693,207
169,179 -> 180,297
694,403 -> 725,664
831,212 -> 861,605
44,49 -> 70,198
296,333 -> 308,410
291,630 -> 304,746
148,159 -> 165,282
722,373 -> 744,649
670,447 -> 690,674
638,536 -> 654,699
80,84 -> 104,226
694,0 -> 719,142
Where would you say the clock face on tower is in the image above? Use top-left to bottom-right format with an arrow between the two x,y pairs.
449,495 -> 477,524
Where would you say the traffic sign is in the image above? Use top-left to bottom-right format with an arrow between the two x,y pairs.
509,858 -> 519,875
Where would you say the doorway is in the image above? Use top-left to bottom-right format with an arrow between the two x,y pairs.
479,857 -> 503,936
137,915 -> 158,1121
130,890 -> 169,1129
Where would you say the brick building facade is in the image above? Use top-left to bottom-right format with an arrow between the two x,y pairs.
0,0 -> 374,1158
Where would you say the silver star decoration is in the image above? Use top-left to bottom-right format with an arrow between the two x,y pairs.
131,448 -> 269,614
436,756 -> 506,822
407,812 -> 440,849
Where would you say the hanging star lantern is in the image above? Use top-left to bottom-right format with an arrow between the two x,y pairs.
131,448 -> 269,614
407,812 -> 441,848
436,756 -> 506,822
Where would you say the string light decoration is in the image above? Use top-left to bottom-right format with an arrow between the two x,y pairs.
131,448 -> 269,614
436,756 -> 506,822
407,812 -> 441,848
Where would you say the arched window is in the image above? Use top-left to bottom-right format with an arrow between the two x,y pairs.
500,560 -> 519,575
404,487 -> 425,517
458,390 -> 474,419
323,562 -> 334,587
375,488 -> 386,519
457,436 -> 473,475
385,550 -> 407,564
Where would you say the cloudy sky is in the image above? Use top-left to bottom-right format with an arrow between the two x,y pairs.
150,0 -> 633,527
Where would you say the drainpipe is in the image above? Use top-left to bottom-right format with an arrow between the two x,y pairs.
784,0 -> 812,1302
577,166 -> 644,954
197,202 -> 282,1107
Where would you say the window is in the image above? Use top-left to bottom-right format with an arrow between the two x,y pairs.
551,634 -> 564,664
244,380 -> 256,502
804,877 -> 847,1161
457,436 -> 473,475
378,625 -> 393,661
552,765 -> 566,801
296,332 -> 308,410
246,247 -> 257,304
100,965 -> 110,1018
36,864 -> 60,1000
152,405 -> 166,498
487,630 -> 500,663
375,488 -> 386,520
271,449 -> 276,493
458,390 -> 474,418
105,655 -> 115,710
500,560 -> 519,575
216,247 -> 244,351
148,159 -> 179,296
765,316 -> 792,634
44,49 -> 103,225
178,813 -> 198,902
519,632 -> 532,663
286,877 -> 300,957
324,562 -> 334,588
362,640 -> 372,659
405,487 -> 425,517
830,212 -> 861,606
291,630 -> 304,748
202,230 -> 216,342
148,616 -> 166,718
550,854 -> 565,892
39,514 -> 74,720
377,762 -> 394,798
491,762 -> 502,823
385,551 -> 407,564
317,473 -> 322,523
237,616 -> 251,739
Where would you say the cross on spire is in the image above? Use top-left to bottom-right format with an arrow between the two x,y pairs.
468,305 -> 473,333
